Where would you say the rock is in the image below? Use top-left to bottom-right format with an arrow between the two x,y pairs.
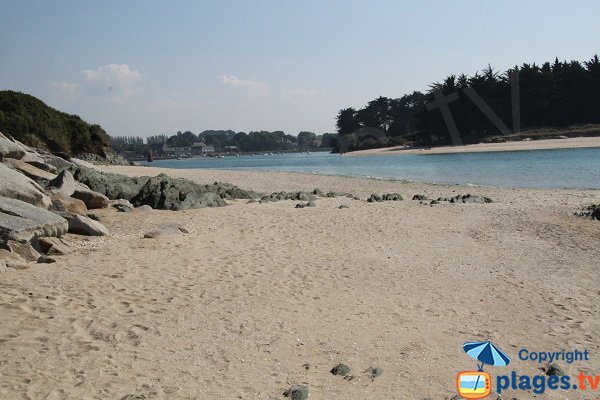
206,181 -> 261,200
72,189 -> 110,209
0,197 -> 68,243
412,194 -> 429,200
307,201 -> 316,207
69,157 -> 96,169
367,194 -> 382,202
37,255 -> 56,264
330,363 -> 351,376
35,237 -> 72,255
132,174 -> 226,210
283,385 -> 309,400
0,163 -> 51,208
326,191 -> 351,198
114,204 -> 133,212
135,205 -> 153,211
545,363 -> 564,376
0,131 -> 26,159
575,204 -> 600,220
5,240 -> 41,261
2,157 -> 56,183
50,195 -> 88,215
338,205 -> 349,209
59,212 -> 109,236
313,188 -> 325,197
47,170 -> 75,197
0,249 -> 30,270
366,367 -> 383,379
449,194 -> 493,204
69,165 -> 148,200
143,226 -> 187,238
41,153 -> 73,171
382,193 -> 403,201
430,200 -> 439,205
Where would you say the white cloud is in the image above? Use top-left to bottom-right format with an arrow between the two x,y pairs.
53,81 -> 80,99
283,87 -> 324,98
81,64 -> 141,95
217,75 -> 266,90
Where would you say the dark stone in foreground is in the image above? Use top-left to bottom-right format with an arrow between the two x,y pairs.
330,363 -> 351,376
367,366 -> 383,379
545,363 -> 564,376
449,194 -> 493,204
132,174 -> 226,210
412,194 -> 428,200
575,204 -> 600,220
283,385 -> 309,400
69,165 -> 148,201
368,193 -> 403,202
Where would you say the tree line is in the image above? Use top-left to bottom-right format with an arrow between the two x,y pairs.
335,54 -> 600,151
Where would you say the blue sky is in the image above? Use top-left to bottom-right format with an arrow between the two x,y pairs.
1,0 -> 599,138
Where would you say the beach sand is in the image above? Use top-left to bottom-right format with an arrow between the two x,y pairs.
348,136 -> 600,156
1,166 -> 599,399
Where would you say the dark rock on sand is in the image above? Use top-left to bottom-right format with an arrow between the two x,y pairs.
283,385 -> 309,400
69,165 -> 148,201
313,188 -> 325,197
296,201 -> 316,208
382,193 -> 403,201
4,240 -> 41,262
262,191 -> 316,203
366,367 -> 383,379
338,205 -> 349,209
575,204 -> 600,220
367,194 -> 383,202
449,194 -> 493,204
330,363 -> 351,376
545,363 -> 564,376
205,181 -> 261,200
37,255 -> 56,264
132,174 -> 226,210
143,226 -> 187,238
0,197 -> 68,243
412,194 -> 429,200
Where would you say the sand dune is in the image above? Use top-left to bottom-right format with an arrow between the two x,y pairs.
1,167 -> 599,399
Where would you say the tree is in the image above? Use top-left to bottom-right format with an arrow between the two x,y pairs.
297,131 -> 317,147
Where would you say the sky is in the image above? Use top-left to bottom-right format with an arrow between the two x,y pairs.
1,1 -> 599,138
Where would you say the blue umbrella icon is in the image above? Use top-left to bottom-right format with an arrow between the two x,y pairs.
464,341 -> 511,370
463,341 -> 511,392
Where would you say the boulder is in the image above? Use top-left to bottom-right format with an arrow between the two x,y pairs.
41,153 -> 73,171
0,197 -> 68,243
412,194 -> 428,201
283,385 -> 309,400
330,363 -> 351,376
0,163 -> 51,208
205,181 -> 261,200
59,212 -> 109,236
383,193 -> 403,201
449,194 -> 493,204
367,194 -> 383,202
35,237 -> 72,255
24,160 -> 57,174
68,165 -> 148,200
47,170 -> 75,197
2,157 -> 56,183
5,240 -> 41,262
0,131 -> 26,160
132,174 -> 226,210
135,205 -> 153,211
50,195 -> 88,215
71,189 -> 110,209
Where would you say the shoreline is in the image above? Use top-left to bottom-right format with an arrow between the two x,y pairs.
347,136 -> 600,156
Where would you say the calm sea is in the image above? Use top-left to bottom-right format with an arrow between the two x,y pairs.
145,147 -> 600,189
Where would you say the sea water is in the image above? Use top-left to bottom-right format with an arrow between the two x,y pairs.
146,147 -> 600,189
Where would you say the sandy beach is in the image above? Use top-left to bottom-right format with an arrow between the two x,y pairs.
1,166 -> 599,399
348,136 -> 600,156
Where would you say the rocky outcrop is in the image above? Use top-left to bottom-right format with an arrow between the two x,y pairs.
0,163 -> 51,208
261,191 -> 316,203
68,165 -> 147,200
2,157 -> 56,183
204,181 -> 261,200
36,237 -> 72,255
0,197 -> 68,243
131,174 -> 226,210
